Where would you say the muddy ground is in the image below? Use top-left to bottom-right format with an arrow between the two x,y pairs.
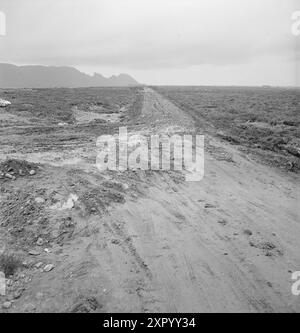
0,87 -> 299,312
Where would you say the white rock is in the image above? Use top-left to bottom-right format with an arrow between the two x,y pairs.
28,249 -> 40,256
43,264 -> 54,272
34,262 -> 43,269
36,238 -> 43,246
2,301 -> 12,309
0,99 -> 11,107
35,197 -> 45,204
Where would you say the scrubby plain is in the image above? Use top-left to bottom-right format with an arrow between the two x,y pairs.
155,86 -> 300,172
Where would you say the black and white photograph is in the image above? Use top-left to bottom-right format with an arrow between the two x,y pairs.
0,0 -> 299,317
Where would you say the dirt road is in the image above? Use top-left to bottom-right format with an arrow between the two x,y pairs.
1,88 -> 299,313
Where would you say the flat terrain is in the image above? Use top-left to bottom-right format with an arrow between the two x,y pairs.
156,86 -> 300,172
0,86 -> 299,312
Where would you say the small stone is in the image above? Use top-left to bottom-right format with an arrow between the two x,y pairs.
43,264 -> 54,272
13,288 -> 24,299
35,197 -> 45,204
35,262 -> 43,269
36,238 -> 43,246
22,259 -> 34,268
28,250 -> 40,256
2,301 -> 12,309
4,173 -> 15,180
29,170 -> 36,176
44,248 -> 51,253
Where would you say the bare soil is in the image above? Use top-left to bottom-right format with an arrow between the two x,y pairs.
0,87 -> 299,313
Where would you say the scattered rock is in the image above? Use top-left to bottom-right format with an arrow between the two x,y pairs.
2,301 -> 12,309
13,288 -> 24,299
36,238 -> 44,246
16,273 -> 25,279
34,262 -> 43,269
43,264 -> 54,272
50,193 -> 78,210
249,240 -> 283,257
35,197 -> 45,204
0,159 -> 38,180
4,173 -> 15,180
22,259 -> 34,268
0,98 -> 11,107
28,250 -> 40,256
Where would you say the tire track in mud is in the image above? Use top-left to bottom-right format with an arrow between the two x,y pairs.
95,88 -> 300,312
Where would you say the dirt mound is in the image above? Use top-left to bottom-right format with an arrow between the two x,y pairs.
0,159 -> 39,180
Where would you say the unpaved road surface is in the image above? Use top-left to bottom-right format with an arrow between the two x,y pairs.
0,88 -> 299,313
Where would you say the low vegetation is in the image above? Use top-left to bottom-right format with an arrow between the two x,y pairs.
155,86 -> 300,172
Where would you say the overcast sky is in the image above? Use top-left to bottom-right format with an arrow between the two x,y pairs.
0,0 -> 299,85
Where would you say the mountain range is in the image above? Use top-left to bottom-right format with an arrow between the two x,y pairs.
0,63 -> 139,88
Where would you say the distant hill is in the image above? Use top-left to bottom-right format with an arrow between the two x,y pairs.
0,63 -> 139,88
